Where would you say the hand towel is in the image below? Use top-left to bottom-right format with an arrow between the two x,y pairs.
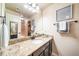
59,21 -> 66,31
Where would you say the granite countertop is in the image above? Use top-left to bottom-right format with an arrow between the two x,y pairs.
1,36 -> 53,56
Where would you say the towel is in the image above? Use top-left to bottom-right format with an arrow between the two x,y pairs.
0,24 -> 9,48
58,21 -> 67,31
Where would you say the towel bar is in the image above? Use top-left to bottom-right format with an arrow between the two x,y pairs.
53,20 -> 78,25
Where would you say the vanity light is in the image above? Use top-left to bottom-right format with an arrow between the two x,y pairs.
29,6 -> 33,11
20,17 -> 24,20
20,14 -> 24,20
24,3 -> 40,13
24,4 -> 29,9
32,3 -> 36,8
32,9 -> 36,13
36,5 -> 39,10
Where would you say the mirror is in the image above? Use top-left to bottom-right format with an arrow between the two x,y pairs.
10,21 -> 18,39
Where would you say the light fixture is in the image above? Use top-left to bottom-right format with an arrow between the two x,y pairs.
36,6 -> 39,10
24,3 -> 40,13
24,4 -> 29,9
28,6 -> 33,11
32,3 -> 36,8
32,9 -> 36,13
19,14 -> 23,20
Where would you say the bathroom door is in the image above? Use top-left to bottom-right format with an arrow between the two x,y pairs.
21,20 -> 28,37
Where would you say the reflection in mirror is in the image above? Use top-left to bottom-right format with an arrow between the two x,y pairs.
10,21 -> 18,39
31,19 -> 35,33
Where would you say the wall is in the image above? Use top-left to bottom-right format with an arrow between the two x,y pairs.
0,3 -> 5,17
33,3 -> 79,56
32,12 -> 43,34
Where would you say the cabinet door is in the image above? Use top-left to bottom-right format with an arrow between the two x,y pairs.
39,52 -> 44,56
44,46 -> 49,56
32,40 -> 52,56
44,40 -> 52,56
49,40 -> 52,55
33,45 -> 45,56
28,54 -> 33,56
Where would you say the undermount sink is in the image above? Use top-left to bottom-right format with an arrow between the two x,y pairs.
32,39 -> 43,44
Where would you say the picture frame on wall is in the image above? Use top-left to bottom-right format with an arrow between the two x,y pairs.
56,5 -> 72,22
10,21 -> 18,39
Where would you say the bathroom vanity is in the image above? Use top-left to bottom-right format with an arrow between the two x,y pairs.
29,39 -> 52,56
0,36 -> 53,56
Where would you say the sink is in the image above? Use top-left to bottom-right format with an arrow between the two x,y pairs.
32,40 -> 43,44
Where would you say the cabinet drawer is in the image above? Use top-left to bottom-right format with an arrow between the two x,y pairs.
32,40 -> 52,56
28,54 -> 32,56
44,42 -> 49,49
44,47 -> 49,56
33,42 -> 49,56
39,52 -> 44,56
33,47 -> 45,56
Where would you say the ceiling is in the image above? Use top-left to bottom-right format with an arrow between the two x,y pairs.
5,3 -> 52,18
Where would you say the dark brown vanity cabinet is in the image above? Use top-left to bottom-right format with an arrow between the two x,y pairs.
29,39 -> 52,56
44,46 -> 49,56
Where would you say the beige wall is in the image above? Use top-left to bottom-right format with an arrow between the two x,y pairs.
33,3 -> 79,56
33,13 -> 43,34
